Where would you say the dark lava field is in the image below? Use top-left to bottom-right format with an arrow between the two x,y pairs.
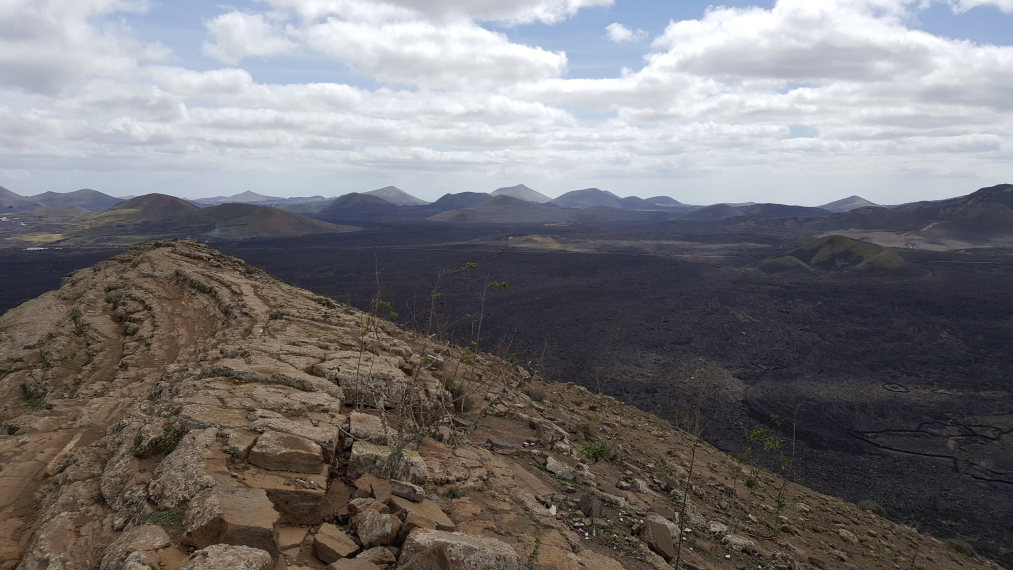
3,222 -> 1012,564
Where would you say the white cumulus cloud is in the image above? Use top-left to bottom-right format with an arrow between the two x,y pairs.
0,0 -> 167,94
605,22 -> 647,43
203,11 -> 298,64
947,0 -> 1013,13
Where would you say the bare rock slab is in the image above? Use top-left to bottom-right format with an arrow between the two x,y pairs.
251,416 -> 341,462
180,544 -> 274,570
240,468 -> 326,524
400,529 -> 519,570
249,430 -> 324,474
348,441 -> 428,484
183,487 -> 280,558
314,523 -> 361,564
390,496 -> 455,531
347,412 -> 389,446
326,559 -> 382,570
390,480 -> 425,502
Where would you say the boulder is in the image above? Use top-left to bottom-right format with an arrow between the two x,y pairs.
390,480 -> 425,502
390,496 -> 455,531
353,474 -> 393,502
348,412 -> 390,446
251,416 -> 340,462
348,441 -> 428,484
326,558 -> 382,570
721,534 -> 759,555
99,524 -> 173,569
248,430 -> 324,474
313,352 -> 408,407
180,544 -> 274,570
397,512 -> 439,543
147,428 -> 218,508
314,523 -> 360,564
355,546 -> 398,566
545,456 -> 574,481
639,513 -> 679,561
353,510 -> 401,548
400,529 -> 519,570
182,487 -> 280,558
241,469 -> 326,524
578,495 -> 603,518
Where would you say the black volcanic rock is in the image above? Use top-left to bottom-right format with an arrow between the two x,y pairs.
682,203 -> 830,221
315,193 -> 398,223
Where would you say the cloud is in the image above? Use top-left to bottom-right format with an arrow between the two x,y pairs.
203,11 -> 297,63
200,1 -> 580,90
265,0 -> 614,25
1,0 -> 1012,204
605,22 -> 647,43
947,0 -> 1013,13
297,18 -> 566,90
0,0 -> 167,94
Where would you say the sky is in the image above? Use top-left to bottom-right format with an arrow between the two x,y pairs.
0,0 -> 1011,206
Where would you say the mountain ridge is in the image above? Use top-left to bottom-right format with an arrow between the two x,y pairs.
491,184 -> 552,203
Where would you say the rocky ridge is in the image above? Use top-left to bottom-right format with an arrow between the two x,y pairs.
0,239 -> 1001,570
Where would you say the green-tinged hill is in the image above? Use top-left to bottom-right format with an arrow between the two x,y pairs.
761,234 -> 906,272
201,203 -> 347,238
106,193 -> 203,219
427,195 -> 565,223
7,193 -> 354,245
813,184 -> 1013,243
428,195 -> 674,224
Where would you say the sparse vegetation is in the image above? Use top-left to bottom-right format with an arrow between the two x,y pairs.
134,424 -> 184,458
945,539 -> 976,557
858,499 -> 889,518
581,442 -> 611,463
146,505 -> 186,537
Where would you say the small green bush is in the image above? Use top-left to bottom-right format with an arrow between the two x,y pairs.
581,442 -> 611,463
146,506 -> 186,537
